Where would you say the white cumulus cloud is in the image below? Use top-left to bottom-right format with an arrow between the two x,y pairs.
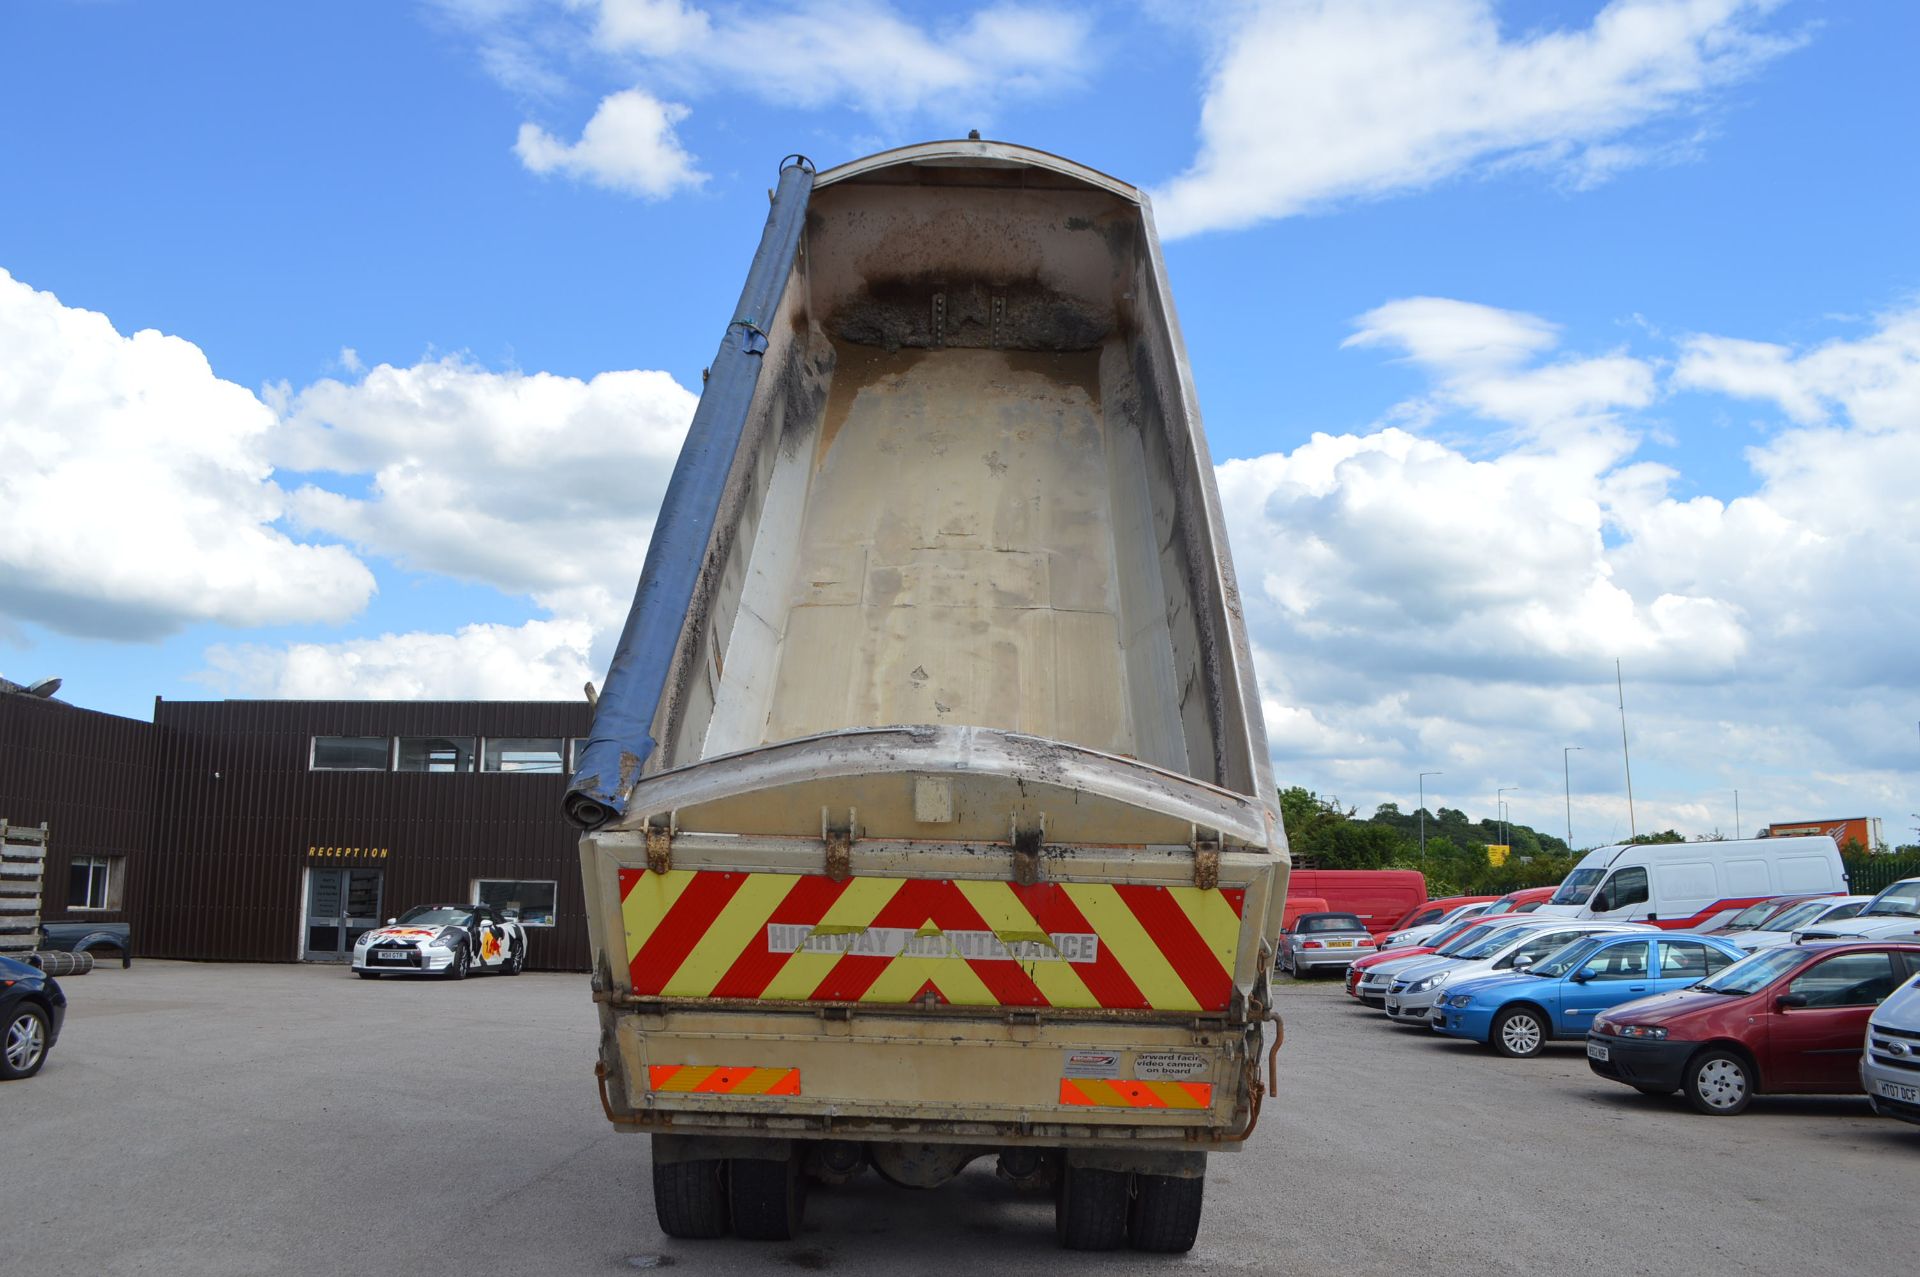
201,618 -> 597,700
1225,295 -> 1920,839
273,352 -> 697,636
514,87 -> 705,198
1155,0 -> 1801,237
0,269 -> 375,641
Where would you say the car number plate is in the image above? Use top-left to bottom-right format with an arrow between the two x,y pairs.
1587,1041 -> 1610,1062
1878,1079 -> 1918,1103
375,950 -> 409,961
1327,940 -> 1353,948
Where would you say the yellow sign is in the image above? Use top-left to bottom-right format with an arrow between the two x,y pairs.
308,845 -> 390,860
1487,844 -> 1510,866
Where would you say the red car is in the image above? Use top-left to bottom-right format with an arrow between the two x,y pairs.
1479,885 -> 1557,916
1587,940 -> 1920,1115
1380,893 -> 1500,935
1344,912 -> 1505,1001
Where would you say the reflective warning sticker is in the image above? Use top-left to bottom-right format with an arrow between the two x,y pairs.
646,1065 -> 801,1096
618,870 -> 1246,1012
1058,1079 -> 1213,1109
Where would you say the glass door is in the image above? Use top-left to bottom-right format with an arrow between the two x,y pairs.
304,868 -> 384,960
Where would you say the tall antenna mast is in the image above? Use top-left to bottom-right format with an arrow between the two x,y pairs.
1616,659 -> 1636,838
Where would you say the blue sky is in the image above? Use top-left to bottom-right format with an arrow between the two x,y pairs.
2,0 -> 1917,847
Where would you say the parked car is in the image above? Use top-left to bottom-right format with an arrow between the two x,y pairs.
1863,970 -> 1920,1126
1379,901 -> 1497,950
1730,896 -> 1872,950
1354,915 -> 1546,1006
1588,941 -> 1920,1114
1702,894 -> 1838,937
1380,894 -> 1500,936
1430,931 -> 1747,1057
1477,886 -> 1558,917
37,920 -> 132,967
1535,836 -> 1847,930
1278,912 -> 1378,976
1796,878 -> 1920,943
1383,922 -> 1653,1025
352,903 -> 527,979
1285,870 -> 1428,938
2,952 -> 67,1080
1346,913 -> 1511,1002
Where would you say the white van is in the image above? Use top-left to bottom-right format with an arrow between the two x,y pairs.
1533,836 -> 1848,929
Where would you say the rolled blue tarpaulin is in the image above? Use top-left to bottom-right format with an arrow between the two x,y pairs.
564,156 -> 815,830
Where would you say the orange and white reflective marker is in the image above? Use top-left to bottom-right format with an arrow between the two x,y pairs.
1057,1079 -> 1212,1109
646,1065 -> 801,1096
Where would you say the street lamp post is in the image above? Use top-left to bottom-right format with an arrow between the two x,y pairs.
1418,772 -> 1443,864
1563,747 -> 1583,850
1496,787 -> 1516,850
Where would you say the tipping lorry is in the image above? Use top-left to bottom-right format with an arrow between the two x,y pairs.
563,139 -> 1288,1253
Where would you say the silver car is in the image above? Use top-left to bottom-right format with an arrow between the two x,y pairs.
1862,970 -> 1920,1126
1383,922 -> 1653,1024
1279,912 -> 1378,976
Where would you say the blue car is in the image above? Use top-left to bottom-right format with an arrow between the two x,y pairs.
1430,931 -> 1746,1058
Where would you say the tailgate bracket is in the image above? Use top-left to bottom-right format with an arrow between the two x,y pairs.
822,806 -> 857,882
1011,817 -> 1045,886
1190,827 -> 1221,890
645,818 -> 675,874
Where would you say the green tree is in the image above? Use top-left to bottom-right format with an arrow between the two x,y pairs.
1626,830 -> 1686,845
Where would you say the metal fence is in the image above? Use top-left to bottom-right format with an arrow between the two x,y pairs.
1849,856 -> 1920,895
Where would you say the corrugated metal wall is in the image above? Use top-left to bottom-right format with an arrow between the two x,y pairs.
142,700 -> 593,970
0,694 -> 155,926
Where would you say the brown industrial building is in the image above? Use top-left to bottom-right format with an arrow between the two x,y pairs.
0,685 -> 592,971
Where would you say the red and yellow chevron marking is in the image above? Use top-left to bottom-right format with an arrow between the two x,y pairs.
1058,1079 -> 1213,1109
647,1065 -> 801,1096
617,869 -> 1246,1012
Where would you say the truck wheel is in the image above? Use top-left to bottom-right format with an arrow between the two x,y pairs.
1129,1170 -> 1205,1253
652,1156 -> 728,1239
1056,1165 -> 1129,1251
728,1154 -> 805,1241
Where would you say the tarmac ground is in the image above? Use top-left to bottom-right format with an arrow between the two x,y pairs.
5,960 -> 1913,1276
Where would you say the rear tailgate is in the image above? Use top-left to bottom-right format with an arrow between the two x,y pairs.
585,830 -> 1278,1143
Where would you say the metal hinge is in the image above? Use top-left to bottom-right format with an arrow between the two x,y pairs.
822,807 -> 857,882
1191,827 -> 1221,890
1011,815 -> 1045,886
644,817 -> 674,874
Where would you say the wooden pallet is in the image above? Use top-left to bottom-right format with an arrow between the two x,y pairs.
0,819 -> 49,957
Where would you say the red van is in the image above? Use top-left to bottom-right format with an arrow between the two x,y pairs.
1281,896 -> 1332,931
1288,870 -> 1427,938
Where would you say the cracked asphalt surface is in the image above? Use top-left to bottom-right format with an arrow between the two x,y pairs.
6,961 -> 1912,1275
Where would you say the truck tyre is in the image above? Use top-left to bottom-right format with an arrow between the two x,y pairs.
652,1157 -> 729,1240
1056,1165 -> 1129,1251
1129,1171 -> 1205,1253
728,1154 -> 805,1241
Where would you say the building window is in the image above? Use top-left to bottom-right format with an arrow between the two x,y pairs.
474,879 -> 557,927
482,738 -> 565,774
69,856 -> 123,911
568,738 -> 590,771
311,736 -> 391,771
397,736 -> 476,773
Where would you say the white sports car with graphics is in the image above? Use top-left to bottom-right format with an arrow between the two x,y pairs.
352,903 -> 526,979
